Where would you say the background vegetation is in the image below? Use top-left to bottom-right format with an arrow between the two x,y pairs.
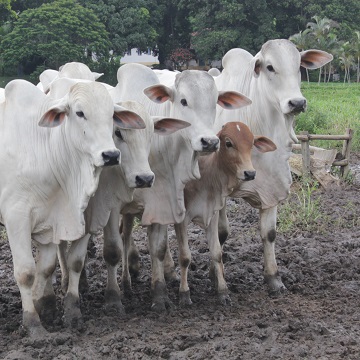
0,0 -> 359,82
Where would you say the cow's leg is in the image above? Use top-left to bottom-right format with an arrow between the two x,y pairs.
6,221 -> 47,337
63,234 -> 90,327
57,240 -> 69,293
218,203 -> 229,245
32,242 -> 57,325
121,213 -> 135,295
260,206 -> 287,295
174,222 -> 192,306
164,228 -> 178,282
207,212 -> 230,305
103,209 -> 125,314
148,224 -> 173,312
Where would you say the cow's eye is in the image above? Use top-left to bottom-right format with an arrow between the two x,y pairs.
180,99 -> 188,106
225,139 -> 233,148
76,111 -> 86,119
267,65 -> 275,72
115,129 -> 123,140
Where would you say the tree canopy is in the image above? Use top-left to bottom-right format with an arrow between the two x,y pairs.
1,0 -> 110,75
0,0 -> 359,80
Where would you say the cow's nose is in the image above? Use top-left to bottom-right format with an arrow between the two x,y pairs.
201,137 -> 220,152
244,170 -> 256,181
289,98 -> 306,113
102,150 -> 120,166
135,174 -> 155,188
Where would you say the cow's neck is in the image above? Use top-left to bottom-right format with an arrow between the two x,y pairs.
47,127 -> 102,242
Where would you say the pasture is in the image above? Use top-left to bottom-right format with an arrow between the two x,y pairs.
0,80 -> 360,358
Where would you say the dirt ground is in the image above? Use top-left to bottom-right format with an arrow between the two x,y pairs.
1,157 -> 360,359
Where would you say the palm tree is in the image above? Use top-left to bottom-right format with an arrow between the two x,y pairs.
306,16 -> 339,83
353,31 -> 360,83
289,29 -> 311,82
339,42 -> 354,83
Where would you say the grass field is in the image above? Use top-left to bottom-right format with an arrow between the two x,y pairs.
296,82 -> 360,151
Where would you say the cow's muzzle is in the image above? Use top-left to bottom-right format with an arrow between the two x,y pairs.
201,137 -> 220,152
135,174 -> 155,188
244,170 -> 256,181
288,98 -> 307,114
102,150 -> 120,166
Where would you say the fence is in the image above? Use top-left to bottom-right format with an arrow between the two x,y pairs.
292,128 -> 353,179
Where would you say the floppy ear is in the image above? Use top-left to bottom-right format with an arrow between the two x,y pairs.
113,104 -> 146,129
252,52 -> 263,77
152,116 -> 191,135
92,72 -> 104,80
218,91 -> 252,109
300,50 -> 333,69
253,136 -> 277,153
144,84 -> 173,103
38,97 -> 69,127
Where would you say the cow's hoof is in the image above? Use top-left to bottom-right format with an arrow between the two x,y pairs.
104,289 -> 125,315
63,293 -> 82,328
265,275 -> 288,297
34,294 -> 57,324
164,268 -> 179,283
179,290 -> 192,307
218,292 -> 231,306
151,297 -> 174,313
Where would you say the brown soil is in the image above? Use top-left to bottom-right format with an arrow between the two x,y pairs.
1,157 -> 360,359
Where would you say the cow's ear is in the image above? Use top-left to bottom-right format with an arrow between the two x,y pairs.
92,72 -> 104,80
152,116 -> 190,135
39,98 -> 69,127
254,136 -> 277,153
113,104 -> 146,129
252,52 -> 263,77
144,84 -> 173,103
218,91 -> 252,109
300,50 -> 333,69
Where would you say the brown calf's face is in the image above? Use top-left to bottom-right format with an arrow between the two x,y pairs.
218,122 -> 277,181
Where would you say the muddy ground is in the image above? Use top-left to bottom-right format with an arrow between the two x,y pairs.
1,157 -> 360,359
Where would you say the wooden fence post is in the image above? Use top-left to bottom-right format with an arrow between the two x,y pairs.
300,131 -> 310,177
340,128 -> 353,178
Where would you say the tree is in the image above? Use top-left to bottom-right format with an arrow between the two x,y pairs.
289,29 -> 311,82
353,31 -> 360,82
78,0 -> 158,57
0,0 -> 110,76
181,0 -> 278,63
0,0 -> 16,22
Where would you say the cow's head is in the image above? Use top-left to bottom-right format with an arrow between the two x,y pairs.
144,71 -> 251,154
218,122 -> 276,183
251,39 -> 332,142
38,81 -> 146,168
112,100 -> 191,188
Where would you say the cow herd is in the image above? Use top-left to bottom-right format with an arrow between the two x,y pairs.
0,39 -> 332,338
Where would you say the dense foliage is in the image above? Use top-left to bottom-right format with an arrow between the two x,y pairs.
0,0 -> 359,79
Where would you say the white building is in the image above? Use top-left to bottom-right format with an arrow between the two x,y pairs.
120,48 -> 159,66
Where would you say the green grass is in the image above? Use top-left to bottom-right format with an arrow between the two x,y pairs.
296,82 -> 360,151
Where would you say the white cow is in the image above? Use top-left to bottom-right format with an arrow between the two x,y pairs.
38,62 -> 103,93
214,39 -> 333,295
208,68 -> 221,77
122,121 -> 277,306
57,101 -> 190,326
0,87 -> 5,102
0,79 -> 144,337
109,63 -> 250,311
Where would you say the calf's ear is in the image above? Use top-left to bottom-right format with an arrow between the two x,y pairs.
254,136 -> 277,153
